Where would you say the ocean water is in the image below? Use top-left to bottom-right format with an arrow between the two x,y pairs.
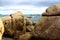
0,14 -> 7,17
24,14 -> 42,22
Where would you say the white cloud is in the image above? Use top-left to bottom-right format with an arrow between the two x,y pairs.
37,0 -> 59,1
0,5 -> 48,15
2,0 -> 31,3
3,0 -> 59,2
1,0 -> 60,7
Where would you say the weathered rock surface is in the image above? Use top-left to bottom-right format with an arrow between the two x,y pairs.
32,4 -> 60,40
26,25 -> 35,32
1,11 -> 25,38
33,16 -> 60,39
25,18 -> 33,25
1,16 -> 14,37
42,4 -> 60,16
18,32 -> 32,40
0,18 -> 4,40
10,11 -> 24,31
2,37 -> 14,40
2,16 -> 12,28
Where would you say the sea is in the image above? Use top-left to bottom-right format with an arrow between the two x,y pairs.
24,14 -> 42,22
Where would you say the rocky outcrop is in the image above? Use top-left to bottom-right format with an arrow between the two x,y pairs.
0,18 -> 4,40
10,11 -> 24,30
1,16 -> 13,37
1,11 -> 35,40
32,4 -> 60,40
34,16 -> 60,39
1,11 -> 25,39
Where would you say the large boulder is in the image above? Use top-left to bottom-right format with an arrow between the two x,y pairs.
32,4 -> 60,40
1,16 -> 14,36
1,11 -> 25,38
10,11 -> 24,31
34,16 -> 60,39
0,18 -> 4,40
2,16 -> 12,28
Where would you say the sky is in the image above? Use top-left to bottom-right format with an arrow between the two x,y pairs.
0,0 -> 60,15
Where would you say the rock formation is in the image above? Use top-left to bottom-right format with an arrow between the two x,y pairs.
1,11 -> 34,40
0,18 -> 4,40
1,11 -> 26,39
32,4 -> 60,40
18,32 -> 32,40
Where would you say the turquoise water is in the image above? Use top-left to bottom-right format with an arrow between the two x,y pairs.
24,14 -> 41,22
0,14 -> 7,17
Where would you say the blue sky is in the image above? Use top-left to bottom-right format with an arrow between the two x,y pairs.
0,0 -> 60,15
